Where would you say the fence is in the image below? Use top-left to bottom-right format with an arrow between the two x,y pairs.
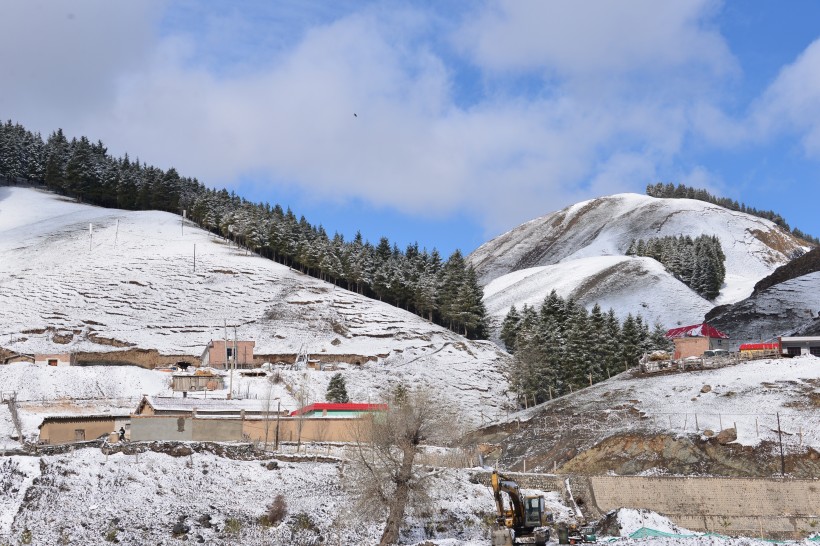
639,350 -> 781,375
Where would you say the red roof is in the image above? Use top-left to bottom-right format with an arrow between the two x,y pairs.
739,343 -> 779,351
665,323 -> 729,339
290,402 -> 388,417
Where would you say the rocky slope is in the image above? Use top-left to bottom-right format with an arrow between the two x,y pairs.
705,271 -> 820,344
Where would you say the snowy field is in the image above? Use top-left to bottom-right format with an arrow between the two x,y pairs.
0,449 -> 814,546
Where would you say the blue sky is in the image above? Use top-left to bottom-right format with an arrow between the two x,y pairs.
3,1 -> 820,256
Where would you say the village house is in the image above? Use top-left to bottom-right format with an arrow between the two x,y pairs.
665,323 -> 729,359
778,336 -> 820,357
200,339 -> 255,369
34,353 -> 75,367
130,396 -> 387,444
38,413 -> 130,444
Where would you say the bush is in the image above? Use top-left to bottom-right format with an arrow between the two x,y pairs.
268,494 -> 288,525
224,518 -> 242,536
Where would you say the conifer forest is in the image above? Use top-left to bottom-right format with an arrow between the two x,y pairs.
0,120 -> 488,339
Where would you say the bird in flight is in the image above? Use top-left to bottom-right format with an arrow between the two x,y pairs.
353,113 -> 358,117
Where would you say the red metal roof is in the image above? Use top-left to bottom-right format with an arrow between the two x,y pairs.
739,343 -> 779,351
290,402 -> 388,417
665,323 -> 729,339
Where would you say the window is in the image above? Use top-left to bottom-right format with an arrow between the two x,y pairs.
226,348 -> 234,358
810,346 -> 820,356
787,346 -> 801,357
74,429 -> 86,441
48,359 -> 58,366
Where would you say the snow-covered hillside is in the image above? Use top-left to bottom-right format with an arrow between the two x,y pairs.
469,193 -> 808,327
0,187 -> 512,424
481,355 -> 820,476
483,256 -> 713,328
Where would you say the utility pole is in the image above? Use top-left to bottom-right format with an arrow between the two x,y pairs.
275,400 -> 281,451
89,223 -> 93,251
225,320 -> 232,400
777,412 -> 785,477
114,219 -> 119,245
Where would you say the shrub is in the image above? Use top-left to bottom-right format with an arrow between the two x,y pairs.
224,518 -> 242,536
267,494 -> 288,525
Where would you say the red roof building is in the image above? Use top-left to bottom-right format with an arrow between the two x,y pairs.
739,343 -> 779,352
665,323 -> 729,339
665,323 -> 729,359
290,403 -> 388,418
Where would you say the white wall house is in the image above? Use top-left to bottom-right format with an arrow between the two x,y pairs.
779,336 -> 820,357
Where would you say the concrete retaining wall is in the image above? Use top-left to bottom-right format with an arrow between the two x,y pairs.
472,472 -> 820,539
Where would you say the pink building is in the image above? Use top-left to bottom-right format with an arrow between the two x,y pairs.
200,339 -> 255,369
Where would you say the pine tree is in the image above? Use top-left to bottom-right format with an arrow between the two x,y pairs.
500,305 -> 521,353
326,373 -> 349,403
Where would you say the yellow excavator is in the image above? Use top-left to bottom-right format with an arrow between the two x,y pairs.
491,470 -> 551,546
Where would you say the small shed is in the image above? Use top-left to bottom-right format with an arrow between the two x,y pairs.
171,371 -> 225,392
665,323 -> 729,359
34,353 -> 75,367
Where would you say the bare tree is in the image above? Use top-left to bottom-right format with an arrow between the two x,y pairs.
294,373 -> 312,450
347,386 -> 459,545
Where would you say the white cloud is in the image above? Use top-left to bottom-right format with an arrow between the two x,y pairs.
1,1 -> 753,240
752,38 -> 820,156
0,0 -> 160,131
454,0 -> 735,80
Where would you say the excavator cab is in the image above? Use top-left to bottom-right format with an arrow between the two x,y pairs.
523,496 -> 545,528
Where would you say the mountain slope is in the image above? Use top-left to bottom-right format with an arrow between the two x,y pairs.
705,271 -> 820,344
483,256 -> 713,328
471,356 -> 820,477
469,193 -> 808,328
0,187 -> 512,424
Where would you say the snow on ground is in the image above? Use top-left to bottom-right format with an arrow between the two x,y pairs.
0,449 -> 501,546
616,508 -> 693,536
0,187 -> 514,426
0,443 -> 812,545
482,256 -> 713,326
504,355 -> 820,452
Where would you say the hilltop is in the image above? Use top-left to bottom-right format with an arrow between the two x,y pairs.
469,193 -> 809,333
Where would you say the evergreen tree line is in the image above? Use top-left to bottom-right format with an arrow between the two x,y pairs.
626,234 -> 726,300
500,290 -> 672,407
0,120 -> 488,339
646,182 -> 819,246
